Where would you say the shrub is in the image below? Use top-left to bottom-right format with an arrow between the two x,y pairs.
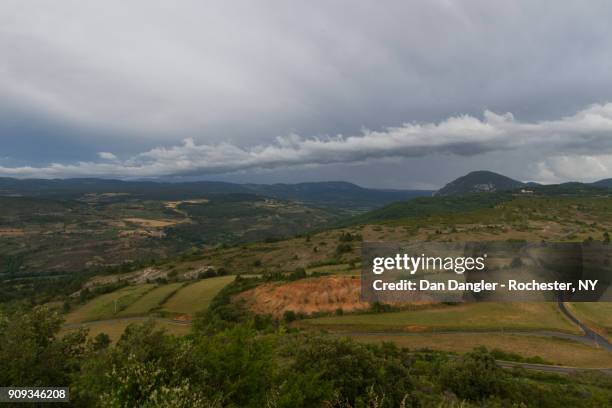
290,268 -> 307,280
283,310 -> 297,323
439,347 -> 506,401
510,257 -> 523,268
335,243 -> 352,255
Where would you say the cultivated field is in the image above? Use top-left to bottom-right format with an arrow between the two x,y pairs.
298,302 -> 579,333
117,282 -> 185,316
348,332 -> 612,368
160,275 -> 235,315
65,284 -> 154,324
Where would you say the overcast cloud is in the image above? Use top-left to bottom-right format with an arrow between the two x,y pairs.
1,1 -> 612,187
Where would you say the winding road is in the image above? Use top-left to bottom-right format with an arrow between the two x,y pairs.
518,241 -> 612,351
557,301 -> 612,351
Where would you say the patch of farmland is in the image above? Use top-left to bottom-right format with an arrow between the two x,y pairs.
160,275 -> 235,315
299,302 -> 579,333
66,284 -> 154,323
117,283 -> 185,317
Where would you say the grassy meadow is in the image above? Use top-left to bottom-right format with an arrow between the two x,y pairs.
159,275 -> 235,315
62,319 -> 192,343
66,284 -> 154,324
347,332 -> 612,368
299,302 -> 579,333
117,282 -> 185,317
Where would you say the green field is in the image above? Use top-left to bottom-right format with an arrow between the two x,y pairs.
66,284 -> 154,323
160,275 -> 235,314
117,283 -> 185,317
347,332 -> 612,368
299,302 -> 579,333
62,318 -> 192,343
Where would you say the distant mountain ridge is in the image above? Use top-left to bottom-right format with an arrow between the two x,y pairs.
344,171 -> 612,226
434,170 -> 612,196
0,177 -> 432,211
593,178 -> 612,188
434,171 -> 525,196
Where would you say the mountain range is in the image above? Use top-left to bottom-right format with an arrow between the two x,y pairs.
1,170 -> 611,212
0,178 -> 431,211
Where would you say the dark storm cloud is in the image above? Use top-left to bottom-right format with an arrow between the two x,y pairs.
2,104 -> 612,182
1,1 -> 612,185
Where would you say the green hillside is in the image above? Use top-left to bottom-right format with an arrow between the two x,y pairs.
435,170 -> 525,196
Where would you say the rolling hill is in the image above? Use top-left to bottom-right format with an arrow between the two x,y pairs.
434,171 -> 525,196
593,178 -> 612,188
434,170 -> 612,197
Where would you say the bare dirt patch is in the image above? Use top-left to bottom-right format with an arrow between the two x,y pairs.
235,276 -> 370,318
164,199 -> 209,210
84,267 -> 169,289
123,218 -> 179,228
0,228 -> 25,236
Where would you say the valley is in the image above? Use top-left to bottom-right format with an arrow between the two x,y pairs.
21,174 -> 607,375
4,172 -> 612,406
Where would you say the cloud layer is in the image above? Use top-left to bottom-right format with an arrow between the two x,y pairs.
2,1 -> 612,185
2,103 -> 612,182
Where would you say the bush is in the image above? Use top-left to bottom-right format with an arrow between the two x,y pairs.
290,268 -> 307,280
338,232 -> 363,242
335,243 -> 352,255
510,257 -> 523,268
370,302 -> 395,313
439,347 -> 506,401
198,268 -> 217,279
283,310 -> 297,323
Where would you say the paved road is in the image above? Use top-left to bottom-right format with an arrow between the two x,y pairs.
520,242 -> 612,351
557,301 -> 612,351
330,331 -> 612,374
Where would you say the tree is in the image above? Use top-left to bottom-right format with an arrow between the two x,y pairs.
283,310 -> 297,322
91,333 -> 111,351
283,334 -> 412,407
335,243 -> 352,255
74,321 -> 206,406
439,347 -> 506,401
0,306 -> 87,386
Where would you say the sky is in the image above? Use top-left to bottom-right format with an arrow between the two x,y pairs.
1,0 -> 612,189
